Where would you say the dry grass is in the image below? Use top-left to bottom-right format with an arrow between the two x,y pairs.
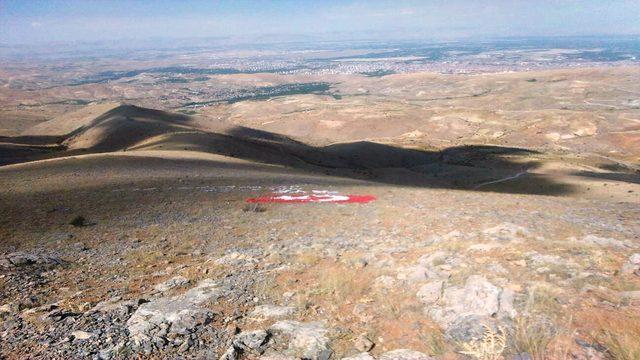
458,325 -> 507,360
125,248 -> 166,269
242,203 -> 267,212
272,258 -> 452,356
545,332 -> 578,360
435,239 -> 468,252
581,309 -> 640,360
418,330 -> 448,357
296,252 -> 323,267
314,263 -> 372,299
524,283 -> 565,316
512,316 -> 578,360
512,315 -> 555,360
606,276 -> 640,292
510,281 -> 582,360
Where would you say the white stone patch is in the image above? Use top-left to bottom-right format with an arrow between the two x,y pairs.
481,223 -> 536,242
269,321 -> 332,360
153,276 -> 189,293
212,252 -> 258,266
427,275 -> 516,329
578,235 -> 629,248
378,349 -> 434,360
127,279 -> 223,353
249,305 -> 296,320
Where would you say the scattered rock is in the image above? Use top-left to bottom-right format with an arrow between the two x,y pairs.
353,258 -> 369,269
269,320 -> 332,360
378,349 -> 433,360
71,330 -> 93,340
575,338 -> 607,359
446,315 -> 508,343
178,338 -> 193,352
0,252 -> 62,269
249,305 -> 295,320
511,259 -> 527,267
373,275 -> 395,289
620,290 -> 640,301
88,296 -> 136,314
427,275 -> 516,341
580,235 -> 627,248
0,303 -> 16,315
259,354 -> 297,360
216,329 -> 268,358
428,231 -> 465,244
468,243 -> 502,252
513,352 -> 533,360
499,287 -> 517,316
353,333 -> 374,352
417,251 -> 448,267
396,266 -> 429,283
98,341 -> 126,360
342,353 -> 375,360
213,252 -> 258,266
527,252 -> 564,266
581,284 -> 640,304
234,329 -> 269,351
621,253 -> 640,275
413,251 -> 459,279
219,346 -> 237,360
416,280 -> 444,305
482,223 -> 531,242
127,279 -> 224,353
21,302 -> 59,315
153,276 -> 189,293
352,304 -> 374,323
487,263 -> 508,274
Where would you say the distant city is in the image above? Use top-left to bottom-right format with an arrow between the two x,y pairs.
2,36 -> 639,112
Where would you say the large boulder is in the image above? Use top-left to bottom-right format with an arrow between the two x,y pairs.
235,329 -> 269,350
417,280 -> 445,305
426,275 -> 516,341
127,279 -> 224,354
268,320 -> 332,360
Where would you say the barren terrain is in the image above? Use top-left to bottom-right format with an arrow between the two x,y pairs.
1,50 -> 639,360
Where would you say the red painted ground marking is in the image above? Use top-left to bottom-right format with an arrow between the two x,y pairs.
246,193 -> 376,204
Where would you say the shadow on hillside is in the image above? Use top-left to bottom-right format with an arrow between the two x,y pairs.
0,136 -> 575,197
223,126 -> 575,195
0,104 -> 582,195
0,135 -> 65,145
570,170 -> 640,185
0,142 -> 65,166
62,105 -> 192,152
0,135 -> 66,166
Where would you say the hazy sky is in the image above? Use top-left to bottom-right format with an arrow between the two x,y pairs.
1,0 -> 639,45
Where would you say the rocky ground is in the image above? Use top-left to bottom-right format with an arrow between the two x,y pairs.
1,151 -> 639,359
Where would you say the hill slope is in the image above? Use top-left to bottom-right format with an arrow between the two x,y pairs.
0,102 -> 639,359
1,103 -> 636,198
